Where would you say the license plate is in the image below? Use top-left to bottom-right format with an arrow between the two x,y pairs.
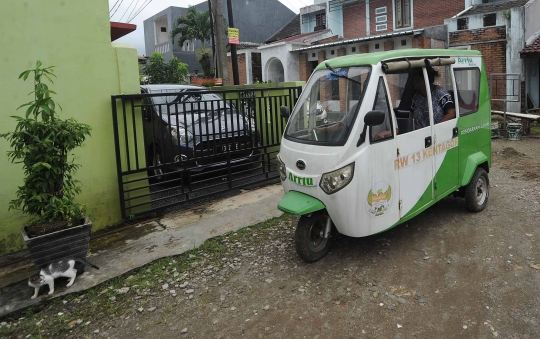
218,143 -> 239,153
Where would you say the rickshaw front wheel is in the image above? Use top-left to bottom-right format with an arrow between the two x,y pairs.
295,213 -> 334,263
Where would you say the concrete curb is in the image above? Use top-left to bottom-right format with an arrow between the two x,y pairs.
0,184 -> 284,317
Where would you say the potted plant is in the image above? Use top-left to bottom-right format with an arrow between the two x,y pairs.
1,62 -> 92,269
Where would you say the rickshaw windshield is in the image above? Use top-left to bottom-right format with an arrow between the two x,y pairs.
285,67 -> 371,145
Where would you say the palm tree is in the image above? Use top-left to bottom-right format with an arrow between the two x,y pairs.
170,6 -> 211,49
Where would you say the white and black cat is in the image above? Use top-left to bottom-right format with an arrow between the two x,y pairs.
28,258 -> 99,299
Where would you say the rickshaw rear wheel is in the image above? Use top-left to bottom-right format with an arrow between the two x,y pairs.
295,213 -> 334,263
464,167 -> 489,212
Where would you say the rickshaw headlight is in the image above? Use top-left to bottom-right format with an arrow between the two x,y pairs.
277,154 -> 287,181
320,163 -> 355,195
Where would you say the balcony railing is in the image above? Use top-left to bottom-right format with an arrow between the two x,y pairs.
154,42 -> 170,54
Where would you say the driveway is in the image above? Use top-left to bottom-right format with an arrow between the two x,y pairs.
1,138 -> 540,339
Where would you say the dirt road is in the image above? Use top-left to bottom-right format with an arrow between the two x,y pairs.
2,138 -> 540,339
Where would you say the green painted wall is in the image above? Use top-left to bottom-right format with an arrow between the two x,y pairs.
0,1 -> 140,255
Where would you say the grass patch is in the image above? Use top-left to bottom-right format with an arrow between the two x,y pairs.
0,214 -> 296,338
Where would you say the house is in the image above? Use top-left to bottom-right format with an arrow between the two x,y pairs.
143,0 -> 296,75
445,0 -> 540,112
253,0 -> 467,84
521,31 -> 540,111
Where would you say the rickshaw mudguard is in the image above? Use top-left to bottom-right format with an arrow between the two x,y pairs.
278,191 -> 325,216
461,152 -> 489,187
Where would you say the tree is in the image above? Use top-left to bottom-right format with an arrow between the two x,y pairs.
170,6 -> 211,49
145,52 -> 188,84
196,47 -> 212,77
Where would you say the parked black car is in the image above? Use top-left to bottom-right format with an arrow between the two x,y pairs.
141,84 -> 260,182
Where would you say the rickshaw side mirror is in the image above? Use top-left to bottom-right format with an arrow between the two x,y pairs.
364,110 -> 385,126
357,110 -> 385,147
280,106 -> 290,120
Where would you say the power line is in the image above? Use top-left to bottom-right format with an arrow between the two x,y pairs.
110,0 -> 121,14
128,0 -> 154,23
118,0 -> 136,22
110,0 -> 124,19
125,0 -> 142,23
127,0 -> 149,22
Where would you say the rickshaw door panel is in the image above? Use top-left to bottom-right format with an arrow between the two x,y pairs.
395,128 -> 435,217
432,65 -> 460,198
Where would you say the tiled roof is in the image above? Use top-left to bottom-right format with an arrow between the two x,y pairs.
520,34 -> 540,56
459,0 -> 529,16
265,14 -> 301,44
270,30 -> 329,44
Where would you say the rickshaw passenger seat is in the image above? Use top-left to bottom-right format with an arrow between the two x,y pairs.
397,118 -> 415,134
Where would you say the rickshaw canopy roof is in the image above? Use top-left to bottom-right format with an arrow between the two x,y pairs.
315,48 -> 482,70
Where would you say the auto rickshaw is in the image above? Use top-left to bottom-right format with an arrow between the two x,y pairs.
277,49 -> 491,262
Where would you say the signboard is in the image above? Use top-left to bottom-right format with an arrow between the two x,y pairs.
228,28 -> 239,45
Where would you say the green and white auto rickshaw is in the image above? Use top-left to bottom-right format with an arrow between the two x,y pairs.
277,49 -> 491,262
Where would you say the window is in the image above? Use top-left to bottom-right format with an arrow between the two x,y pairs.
160,27 -> 167,33
284,67 -> 371,146
454,68 -> 480,116
483,13 -> 496,27
316,13 -> 326,28
352,47 -> 357,53
331,78 -> 340,100
312,53 -> 316,58
401,39 -> 407,46
375,43 -> 380,50
371,77 -> 394,142
457,17 -> 468,30
331,50 -> 335,55
376,24 -> 387,31
395,0 -> 411,28
376,15 -> 388,23
375,6 -> 387,15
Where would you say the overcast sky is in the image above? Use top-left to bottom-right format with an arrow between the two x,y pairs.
109,0 -> 308,55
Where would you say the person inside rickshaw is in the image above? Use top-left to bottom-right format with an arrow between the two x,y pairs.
410,67 -> 456,128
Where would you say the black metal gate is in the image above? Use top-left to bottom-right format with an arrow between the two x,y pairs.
111,86 -> 301,219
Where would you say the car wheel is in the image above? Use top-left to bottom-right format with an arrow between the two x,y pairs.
464,168 -> 489,212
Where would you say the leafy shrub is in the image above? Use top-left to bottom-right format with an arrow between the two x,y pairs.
0,62 -> 92,227
145,52 -> 189,84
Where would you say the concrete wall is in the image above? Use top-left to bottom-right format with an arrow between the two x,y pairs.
0,0 -> 140,255
260,44 -> 302,83
508,6 -> 525,112
525,0 -> 540,41
327,4 -> 344,38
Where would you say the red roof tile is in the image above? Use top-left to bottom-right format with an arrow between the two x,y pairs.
520,35 -> 540,56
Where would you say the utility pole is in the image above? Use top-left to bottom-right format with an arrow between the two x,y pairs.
226,0 -> 240,85
207,0 -> 217,77
210,0 -> 229,84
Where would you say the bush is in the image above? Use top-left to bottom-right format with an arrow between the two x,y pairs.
145,52 -> 189,84
0,62 -> 92,228
201,79 -> 216,87
196,48 -> 212,77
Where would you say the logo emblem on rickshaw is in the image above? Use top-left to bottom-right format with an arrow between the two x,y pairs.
367,182 -> 392,217
296,160 -> 306,170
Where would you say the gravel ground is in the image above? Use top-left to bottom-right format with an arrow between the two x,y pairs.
1,138 -> 540,339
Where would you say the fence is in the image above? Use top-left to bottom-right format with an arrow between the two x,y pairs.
111,85 -> 302,219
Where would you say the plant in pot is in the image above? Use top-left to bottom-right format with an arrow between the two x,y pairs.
0,62 -> 92,271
